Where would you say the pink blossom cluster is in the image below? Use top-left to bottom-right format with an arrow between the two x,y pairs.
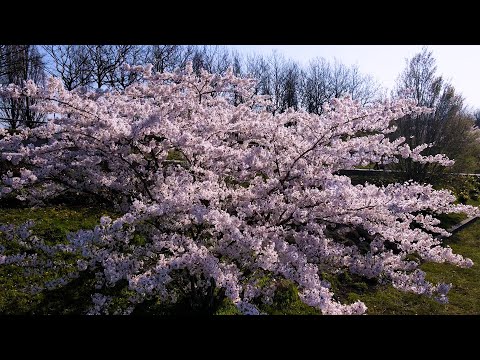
0,64 -> 476,315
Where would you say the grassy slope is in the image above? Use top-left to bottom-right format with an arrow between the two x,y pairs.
0,206 -> 114,242
0,206 -> 115,314
1,206 -> 480,315
356,220 -> 480,314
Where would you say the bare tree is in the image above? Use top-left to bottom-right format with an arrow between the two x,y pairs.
245,54 -> 271,97
390,47 -> 480,180
279,60 -> 301,112
0,45 -> 46,129
251,51 -> 301,115
347,64 -> 380,105
300,57 -> 380,115
146,45 -> 199,74
85,45 -> 141,90
43,45 -> 91,90
190,46 -> 232,75
106,46 -> 148,90
231,50 -> 243,76
267,51 -> 286,115
301,58 -> 331,115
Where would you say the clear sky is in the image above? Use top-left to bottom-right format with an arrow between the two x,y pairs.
230,45 -> 480,111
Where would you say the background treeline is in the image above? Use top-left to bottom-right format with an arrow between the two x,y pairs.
1,44 -> 479,177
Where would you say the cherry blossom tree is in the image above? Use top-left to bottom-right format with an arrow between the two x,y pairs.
0,63 -> 477,315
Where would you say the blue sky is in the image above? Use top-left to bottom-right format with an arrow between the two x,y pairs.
230,45 -> 480,111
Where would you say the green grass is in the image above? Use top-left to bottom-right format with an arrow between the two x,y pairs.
467,198 -> 480,207
259,280 -> 319,315
0,205 -> 116,314
437,212 -> 468,230
0,205 -> 116,243
1,204 -> 480,315
342,221 -> 480,314
166,150 -> 186,161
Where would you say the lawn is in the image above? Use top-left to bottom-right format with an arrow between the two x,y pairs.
1,205 -> 479,315
0,206 -> 116,314
354,219 -> 480,314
